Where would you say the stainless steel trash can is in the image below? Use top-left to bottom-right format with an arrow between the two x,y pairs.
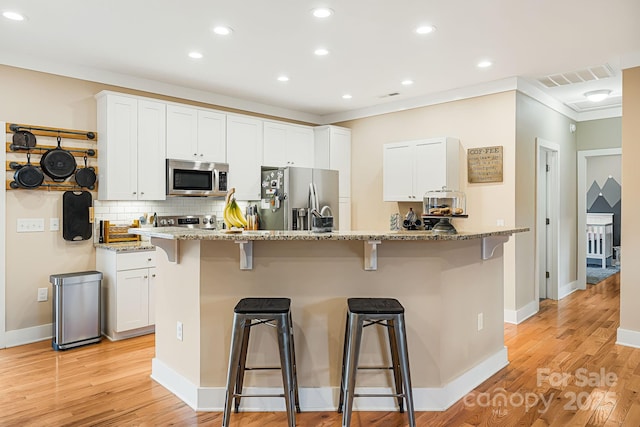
51,271 -> 102,350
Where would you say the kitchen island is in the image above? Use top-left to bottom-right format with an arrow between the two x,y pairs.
130,227 -> 527,412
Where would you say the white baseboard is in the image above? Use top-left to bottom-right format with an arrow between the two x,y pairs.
504,300 -> 538,325
616,328 -> 640,349
559,280 -> 579,299
5,323 -> 52,347
151,347 -> 509,412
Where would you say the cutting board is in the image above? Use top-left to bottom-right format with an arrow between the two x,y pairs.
63,191 -> 92,241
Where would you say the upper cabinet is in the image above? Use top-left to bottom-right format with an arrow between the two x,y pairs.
383,137 -> 460,202
263,121 -> 314,168
96,92 -> 166,201
314,126 -> 351,199
166,104 -> 226,162
227,115 -> 263,200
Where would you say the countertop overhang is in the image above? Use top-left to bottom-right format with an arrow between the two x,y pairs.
129,227 -> 528,270
128,227 -> 528,241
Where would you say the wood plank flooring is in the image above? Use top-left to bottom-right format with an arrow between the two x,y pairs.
1,273 -> 637,426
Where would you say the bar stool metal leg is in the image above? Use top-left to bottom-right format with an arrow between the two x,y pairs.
394,313 -> 416,427
387,318 -> 405,413
337,315 -> 349,413
341,312 -> 364,427
222,313 -> 247,427
288,311 -> 301,413
277,313 -> 297,427
234,318 -> 252,413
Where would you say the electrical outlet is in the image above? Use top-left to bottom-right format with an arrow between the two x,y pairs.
496,219 -> 505,226
176,321 -> 183,341
50,218 -> 60,231
17,218 -> 45,233
37,288 -> 48,302
477,313 -> 484,331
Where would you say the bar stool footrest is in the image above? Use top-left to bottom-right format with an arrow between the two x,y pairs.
354,393 -> 405,398
235,393 -> 285,398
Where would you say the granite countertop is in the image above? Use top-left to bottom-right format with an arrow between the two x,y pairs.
94,241 -> 156,252
128,227 -> 529,241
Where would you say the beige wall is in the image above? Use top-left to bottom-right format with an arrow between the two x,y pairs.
620,67 -> 640,332
577,117 -> 622,151
337,92 -> 517,231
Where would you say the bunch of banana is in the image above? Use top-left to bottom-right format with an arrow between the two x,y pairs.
223,188 -> 247,229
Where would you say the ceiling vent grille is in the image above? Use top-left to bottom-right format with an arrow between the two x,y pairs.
538,64 -> 615,88
567,95 -> 622,112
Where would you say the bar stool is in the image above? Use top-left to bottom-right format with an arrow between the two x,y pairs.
222,298 -> 300,427
338,298 -> 415,427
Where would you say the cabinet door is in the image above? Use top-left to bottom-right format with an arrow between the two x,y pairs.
329,128 -> 351,198
227,115 -> 263,200
339,198 -> 351,231
98,94 -> 138,200
148,267 -> 156,325
115,269 -> 150,332
383,143 -> 414,201
263,122 -> 288,167
287,126 -> 314,168
137,100 -> 166,200
166,104 -> 197,160
197,109 -> 226,162
414,140 -> 446,196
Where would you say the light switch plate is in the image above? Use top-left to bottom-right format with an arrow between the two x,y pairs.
17,218 -> 45,233
50,218 -> 60,231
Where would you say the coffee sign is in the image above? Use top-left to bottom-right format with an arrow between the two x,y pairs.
467,146 -> 503,183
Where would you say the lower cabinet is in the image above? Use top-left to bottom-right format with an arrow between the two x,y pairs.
96,248 -> 157,341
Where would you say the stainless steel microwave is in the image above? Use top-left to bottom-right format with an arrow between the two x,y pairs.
166,159 -> 228,197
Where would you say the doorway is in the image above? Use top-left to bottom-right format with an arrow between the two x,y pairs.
577,148 -> 622,289
536,138 -> 559,300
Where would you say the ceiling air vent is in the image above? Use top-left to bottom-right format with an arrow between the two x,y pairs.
379,92 -> 400,98
538,64 -> 615,88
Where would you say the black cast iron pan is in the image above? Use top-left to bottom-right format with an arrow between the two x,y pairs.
75,156 -> 96,189
11,152 -> 44,189
40,136 -> 77,182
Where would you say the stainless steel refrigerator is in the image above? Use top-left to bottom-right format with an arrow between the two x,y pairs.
259,166 -> 339,231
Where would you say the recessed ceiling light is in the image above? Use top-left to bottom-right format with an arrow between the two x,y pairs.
477,60 -> 493,68
277,75 -> 290,82
2,11 -> 25,21
401,79 -> 414,86
213,26 -> 233,36
342,94 -> 352,99
188,51 -> 203,59
584,89 -> 611,102
415,25 -> 436,35
314,48 -> 329,56
312,8 -> 333,18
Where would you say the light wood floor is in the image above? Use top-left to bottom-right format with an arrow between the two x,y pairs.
1,273 -> 635,426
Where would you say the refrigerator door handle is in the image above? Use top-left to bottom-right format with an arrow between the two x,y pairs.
309,182 -> 319,212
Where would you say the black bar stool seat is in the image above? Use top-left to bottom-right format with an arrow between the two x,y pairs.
222,297 -> 300,427
338,298 -> 415,427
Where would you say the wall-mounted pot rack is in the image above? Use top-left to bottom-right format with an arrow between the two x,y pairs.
5,122 -> 98,191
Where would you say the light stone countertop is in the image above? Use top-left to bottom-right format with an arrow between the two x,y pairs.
128,227 -> 529,241
94,241 -> 156,252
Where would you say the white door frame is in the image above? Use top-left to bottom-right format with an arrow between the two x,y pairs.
1,122 -> 6,348
536,138 -> 560,301
577,148 -> 622,289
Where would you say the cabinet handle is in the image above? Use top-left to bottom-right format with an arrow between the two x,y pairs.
144,275 -> 148,279
194,153 -> 198,156
200,153 -> 204,157
141,192 -> 144,195
147,258 -> 152,261
132,191 -> 136,195
152,274 -> 156,278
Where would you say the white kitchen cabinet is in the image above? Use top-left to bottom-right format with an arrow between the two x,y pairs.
227,114 -> 263,200
166,104 -> 226,162
315,126 -> 352,230
96,248 -> 157,341
96,91 -> 166,201
263,121 -> 314,168
383,137 -> 460,202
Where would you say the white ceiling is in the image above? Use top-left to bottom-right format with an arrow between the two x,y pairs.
1,0 -> 639,124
